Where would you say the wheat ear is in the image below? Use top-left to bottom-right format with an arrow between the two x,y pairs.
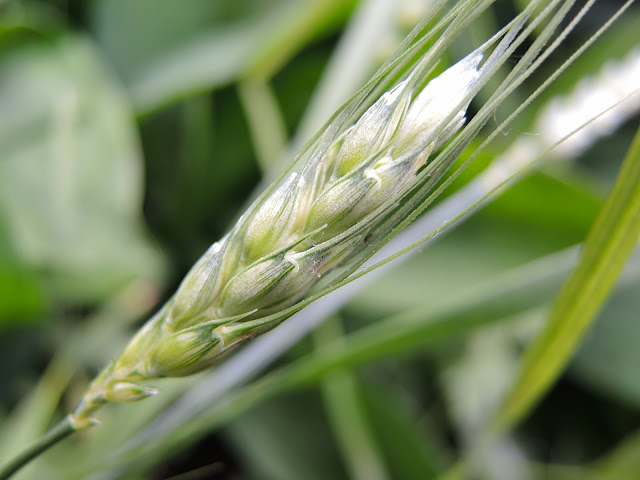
69,50 -> 488,426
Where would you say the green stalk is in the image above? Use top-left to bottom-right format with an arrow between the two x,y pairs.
0,416 -> 76,480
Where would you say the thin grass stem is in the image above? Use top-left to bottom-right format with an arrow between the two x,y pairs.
0,416 -> 76,480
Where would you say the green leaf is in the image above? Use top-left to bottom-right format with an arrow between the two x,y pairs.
482,172 -> 602,243
0,35 -> 165,302
493,122 -> 640,432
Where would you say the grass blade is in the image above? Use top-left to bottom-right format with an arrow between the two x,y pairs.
493,122 -> 640,432
315,317 -> 390,480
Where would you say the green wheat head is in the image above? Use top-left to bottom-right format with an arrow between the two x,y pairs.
69,0 -> 579,427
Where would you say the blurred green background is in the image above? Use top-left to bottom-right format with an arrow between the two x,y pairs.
1,0 -> 640,479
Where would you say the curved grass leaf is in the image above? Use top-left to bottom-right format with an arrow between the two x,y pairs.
493,122 -> 640,433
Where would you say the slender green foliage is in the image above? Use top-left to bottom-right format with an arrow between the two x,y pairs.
493,121 -> 640,432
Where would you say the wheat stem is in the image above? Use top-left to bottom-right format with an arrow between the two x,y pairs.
0,416 -> 76,480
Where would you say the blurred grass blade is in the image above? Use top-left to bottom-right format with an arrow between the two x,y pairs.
245,0 -> 356,80
493,122 -> 640,432
237,79 -> 287,173
360,384 -> 444,480
594,429 -> 640,479
0,357 -> 73,466
315,317 -> 389,480
127,0 -> 354,114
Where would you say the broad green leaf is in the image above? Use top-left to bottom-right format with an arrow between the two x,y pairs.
482,172 -> 602,242
0,35 -> 165,302
493,122 -> 640,432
